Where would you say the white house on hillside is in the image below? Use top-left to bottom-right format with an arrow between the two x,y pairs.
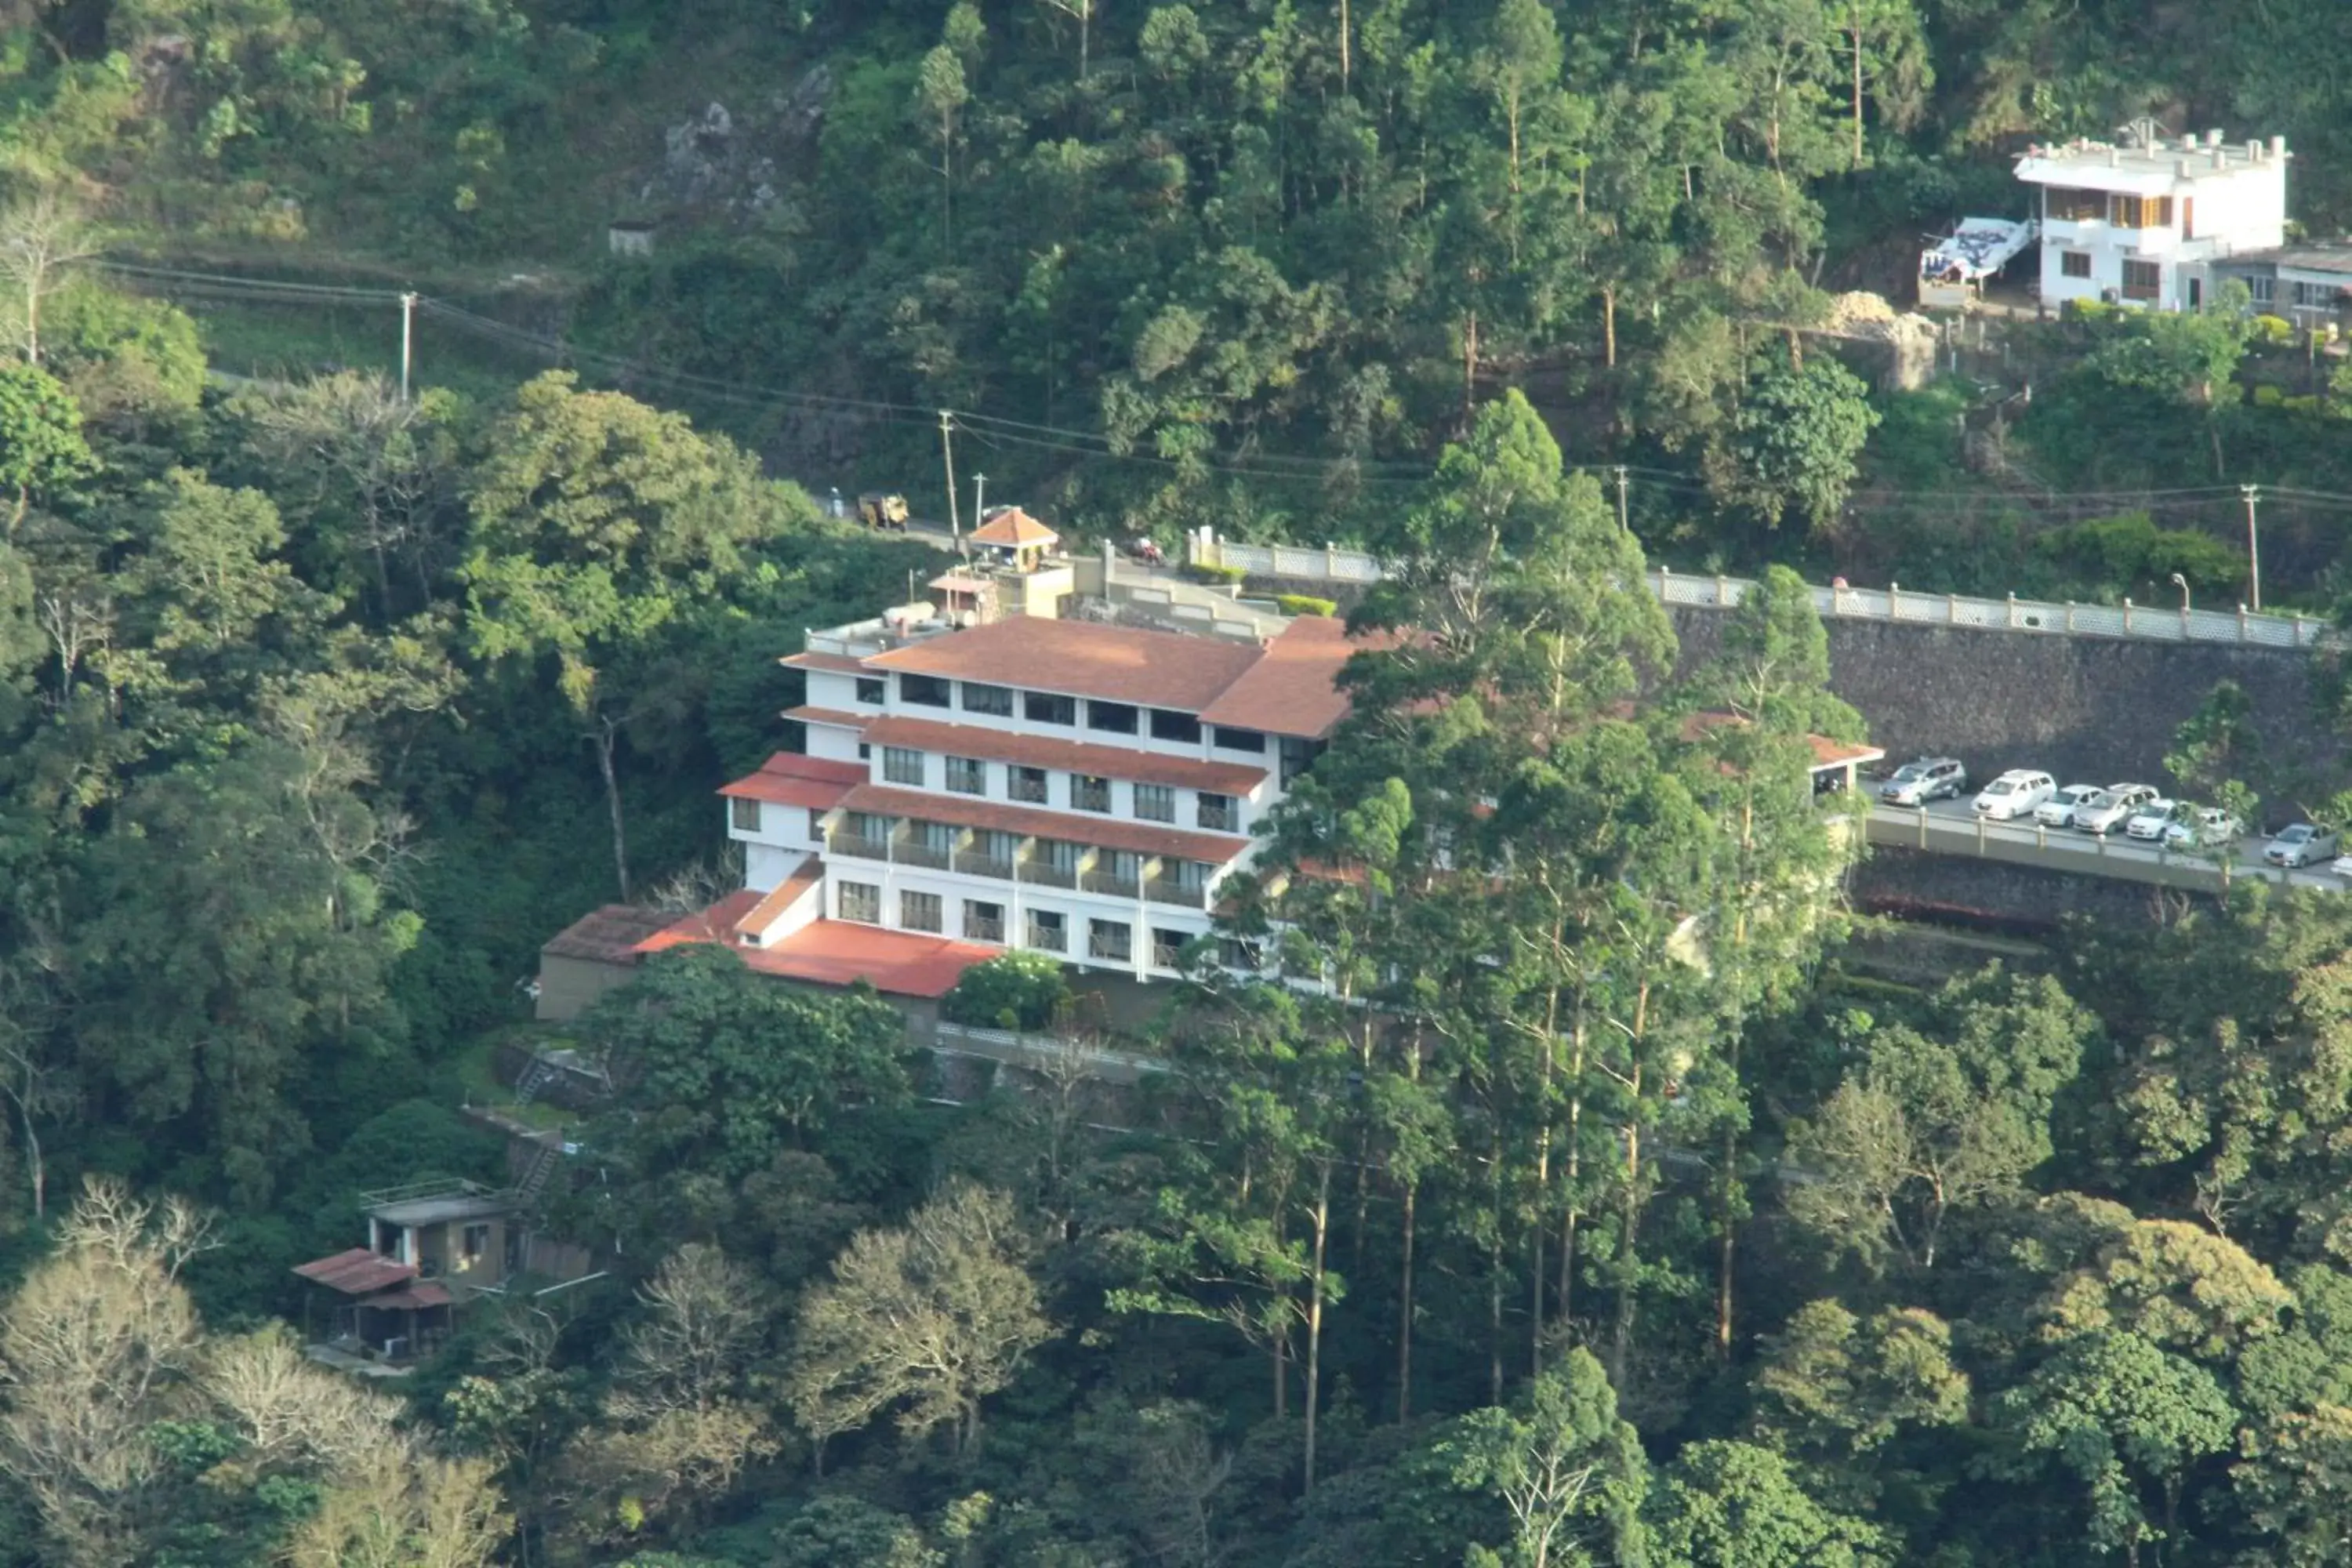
2013,127 -> 2288,312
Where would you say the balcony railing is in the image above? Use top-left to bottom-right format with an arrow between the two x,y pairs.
1083,869 -> 1141,899
953,851 -> 1016,880
1151,937 -> 1187,970
1009,775 -> 1050,804
895,840 -> 953,872
1025,921 -> 1067,953
829,832 -> 891,861
966,914 -> 1005,943
1020,860 -> 1079,890
1088,931 -> 1133,963
1197,803 -> 1238,833
1145,877 -> 1211,909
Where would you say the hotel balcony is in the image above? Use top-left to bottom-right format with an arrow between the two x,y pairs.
1082,869 -> 1141,899
1145,877 -> 1211,909
828,830 -> 891,861
894,838 -> 953,872
953,850 -> 1017,880
1020,859 -> 1080,891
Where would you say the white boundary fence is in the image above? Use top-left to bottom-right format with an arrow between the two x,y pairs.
1189,528 -> 2328,652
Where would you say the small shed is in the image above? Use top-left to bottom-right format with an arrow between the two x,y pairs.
607,220 -> 659,258
968,506 -> 1060,572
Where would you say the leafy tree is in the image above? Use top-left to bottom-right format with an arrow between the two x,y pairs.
1443,1350 -> 1648,1568
1755,1301 -> 1969,1468
785,1181 -> 1054,1458
0,359 -> 95,539
1713,352 -> 1880,529
941,949 -> 1072,1031
1646,1440 -> 1889,1568
1992,1331 -> 2237,1564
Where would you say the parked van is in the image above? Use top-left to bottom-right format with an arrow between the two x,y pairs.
1972,769 -> 2056,822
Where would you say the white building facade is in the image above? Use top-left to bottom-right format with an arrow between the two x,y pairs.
2014,129 -> 2288,312
717,603 -> 1354,985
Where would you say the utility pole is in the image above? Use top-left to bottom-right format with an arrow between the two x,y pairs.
1613,464 -> 1631,532
2241,483 -> 2263,612
939,410 -> 960,541
398,292 -> 418,402
973,472 -> 987,535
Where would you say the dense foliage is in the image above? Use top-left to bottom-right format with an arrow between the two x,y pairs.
0,1 -> 2350,1564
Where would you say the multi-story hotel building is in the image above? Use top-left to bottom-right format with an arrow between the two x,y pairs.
648,510 -> 1364,1000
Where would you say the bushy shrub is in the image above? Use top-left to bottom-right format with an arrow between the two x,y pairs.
2034,511 -> 2245,599
1182,561 -> 1247,585
1275,593 -> 1338,616
941,950 -> 1071,1031
2249,314 -> 2296,347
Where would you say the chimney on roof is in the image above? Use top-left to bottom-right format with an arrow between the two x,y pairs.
2205,129 -> 2223,148
2272,135 -> 2288,159
2248,140 -> 2262,161
2212,146 -> 2226,169
2180,134 -> 2198,154
2107,145 -> 2119,167
2178,159 -> 2193,179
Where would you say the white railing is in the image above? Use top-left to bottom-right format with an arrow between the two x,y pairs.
1187,529 -> 2328,652
1654,569 -> 2327,651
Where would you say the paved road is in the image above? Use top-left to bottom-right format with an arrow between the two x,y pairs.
1865,797 -> 2343,895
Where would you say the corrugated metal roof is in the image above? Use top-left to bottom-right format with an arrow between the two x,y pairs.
293,1248 -> 417,1296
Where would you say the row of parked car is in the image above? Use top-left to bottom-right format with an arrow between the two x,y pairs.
1875,757 -> 2347,871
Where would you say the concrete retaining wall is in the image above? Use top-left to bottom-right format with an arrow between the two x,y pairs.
1670,608 -> 2345,810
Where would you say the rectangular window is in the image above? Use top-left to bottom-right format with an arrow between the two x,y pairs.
1025,691 -> 1076,725
1279,736 -> 1322,786
839,882 -> 880,924
1134,783 -> 1175,822
1213,726 -> 1268,753
884,746 -> 924,786
901,673 -> 952,708
807,808 -> 822,841
463,1222 -> 490,1261
1173,858 -> 1210,892
2122,259 -> 2162,301
1198,793 -> 1238,832
855,677 -> 886,705
962,682 -> 1014,717
1087,700 -> 1139,735
2181,196 -> 2195,240
945,757 -> 985,795
1088,918 -> 1133,963
730,797 -> 763,832
1218,936 -> 1264,971
2250,275 -> 2277,304
2294,280 -> 2343,309
1072,774 -> 1112,812
964,900 -> 1005,943
910,820 -> 953,855
2060,251 -> 2092,279
1010,765 -> 1050,804
901,890 -> 942,933
1150,709 -> 1203,743
1041,839 -> 1081,873
1025,909 -> 1066,952
2108,194 -> 2174,229
1151,928 -> 1189,970
2045,187 -> 2106,222
858,742 -> 871,760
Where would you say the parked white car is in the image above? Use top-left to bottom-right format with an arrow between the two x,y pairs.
2123,797 -> 2180,841
2036,784 -> 2104,829
1973,769 -> 2056,821
1880,757 -> 1968,806
2164,808 -> 2244,851
2264,824 -> 2342,868
2074,784 -> 2160,837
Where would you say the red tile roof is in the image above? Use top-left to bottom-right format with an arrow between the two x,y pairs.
740,919 -> 996,998
839,782 -> 1250,864
735,856 -> 824,938
864,619 -> 1266,711
719,751 -> 866,810
969,507 -> 1058,546
1679,713 -> 1884,772
858,715 -> 1266,795
294,1248 -> 418,1297
640,898 -> 994,999
540,905 -> 672,965
1196,615 -> 1367,740
782,650 -> 870,675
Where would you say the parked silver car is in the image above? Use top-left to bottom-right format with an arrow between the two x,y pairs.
2074,784 -> 2159,837
1880,757 -> 1967,807
2264,823 -> 2341,868
2035,783 -> 2103,829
